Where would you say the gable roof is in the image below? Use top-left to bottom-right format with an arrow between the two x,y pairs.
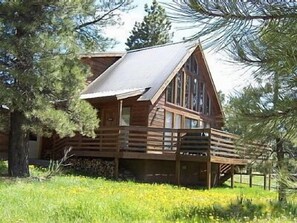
81,41 -> 196,103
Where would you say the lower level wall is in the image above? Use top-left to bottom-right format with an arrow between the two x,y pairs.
120,159 -> 220,187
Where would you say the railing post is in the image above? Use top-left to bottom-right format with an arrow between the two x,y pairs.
114,127 -> 121,180
231,165 -> 234,188
206,161 -> 211,189
175,131 -> 181,186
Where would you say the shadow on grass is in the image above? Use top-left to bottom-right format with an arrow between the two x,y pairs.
167,196 -> 297,222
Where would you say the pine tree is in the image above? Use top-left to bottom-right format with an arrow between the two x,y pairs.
0,0 -> 132,177
126,0 -> 173,50
170,1 -> 297,202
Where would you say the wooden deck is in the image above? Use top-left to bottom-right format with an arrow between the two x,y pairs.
49,126 -> 271,188
52,126 -> 269,164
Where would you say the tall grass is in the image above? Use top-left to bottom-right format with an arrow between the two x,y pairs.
0,165 -> 296,222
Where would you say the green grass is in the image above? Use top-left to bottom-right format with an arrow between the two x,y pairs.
0,164 -> 296,222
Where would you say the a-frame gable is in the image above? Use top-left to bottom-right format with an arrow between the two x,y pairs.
149,43 -> 224,122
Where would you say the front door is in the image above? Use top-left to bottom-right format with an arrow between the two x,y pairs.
102,108 -> 118,127
101,107 -> 118,150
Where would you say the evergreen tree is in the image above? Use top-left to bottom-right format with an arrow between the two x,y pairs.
126,0 -> 173,50
0,0 -> 132,177
170,1 -> 297,202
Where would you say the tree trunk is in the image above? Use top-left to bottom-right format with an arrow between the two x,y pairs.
8,111 -> 30,177
276,138 -> 286,203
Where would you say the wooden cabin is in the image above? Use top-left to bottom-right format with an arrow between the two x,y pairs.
41,41 -> 272,188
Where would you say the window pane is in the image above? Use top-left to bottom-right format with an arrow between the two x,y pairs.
199,82 -> 205,113
185,75 -> 191,109
165,111 -> 173,128
176,71 -> 183,106
205,94 -> 211,115
185,118 -> 191,129
174,114 -> 181,129
120,107 -> 130,126
191,56 -> 198,74
192,78 -> 198,111
166,79 -> 174,103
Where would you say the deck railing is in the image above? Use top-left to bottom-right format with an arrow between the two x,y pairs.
52,126 -> 271,161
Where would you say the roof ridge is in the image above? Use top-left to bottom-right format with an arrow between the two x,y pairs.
126,40 -> 194,53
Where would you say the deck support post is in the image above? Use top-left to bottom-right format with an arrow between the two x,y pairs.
268,171 -> 271,190
249,167 -> 253,188
176,131 -> 181,186
230,164 -> 234,188
206,130 -> 211,189
206,161 -> 211,189
114,100 -> 123,180
263,173 -> 267,190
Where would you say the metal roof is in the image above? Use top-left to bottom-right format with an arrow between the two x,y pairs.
81,41 -> 197,101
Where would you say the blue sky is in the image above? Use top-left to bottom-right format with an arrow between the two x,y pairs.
104,0 -> 251,95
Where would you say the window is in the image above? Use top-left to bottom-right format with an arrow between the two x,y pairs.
174,114 -> 182,129
205,93 -> 211,115
165,111 -> 173,128
192,78 -> 199,111
185,118 -> 200,129
198,82 -> 205,113
120,107 -> 130,126
166,79 -> 175,103
186,54 -> 198,75
165,111 -> 173,150
176,71 -> 183,106
190,55 -> 198,74
185,75 -> 191,109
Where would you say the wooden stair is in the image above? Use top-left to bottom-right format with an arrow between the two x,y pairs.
218,164 -> 232,185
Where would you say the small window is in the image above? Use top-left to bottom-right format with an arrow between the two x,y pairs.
190,55 -> 198,74
166,79 -> 175,103
120,107 -> 130,126
205,94 -> 211,115
185,118 -> 200,129
198,82 -> 205,113
192,78 -> 199,111
174,114 -> 182,129
176,71 -> 183,106
185,75 -> 191,109
165,111 -> 173,128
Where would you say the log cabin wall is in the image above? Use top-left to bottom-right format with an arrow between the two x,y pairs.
81,56 -> 121,84
123,97 -> 150,126
148,93 -> 165,128
90,96 -> 150,127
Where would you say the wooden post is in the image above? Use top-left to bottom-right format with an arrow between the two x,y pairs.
206,129 -> 211,189
268,172 -> 271,191
231,165 -> 234,188
118,100 -> 123,126
176,131 -> 181,186
206,161 -> 211,189
249,167 -> 253,188
264,173 -> 267,190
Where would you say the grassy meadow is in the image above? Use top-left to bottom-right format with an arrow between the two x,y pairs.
0,163 -> 296,222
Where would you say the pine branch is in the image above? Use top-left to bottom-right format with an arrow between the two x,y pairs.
75,1 -> 126,30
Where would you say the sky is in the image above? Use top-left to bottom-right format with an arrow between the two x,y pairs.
104,0 -> 252,96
